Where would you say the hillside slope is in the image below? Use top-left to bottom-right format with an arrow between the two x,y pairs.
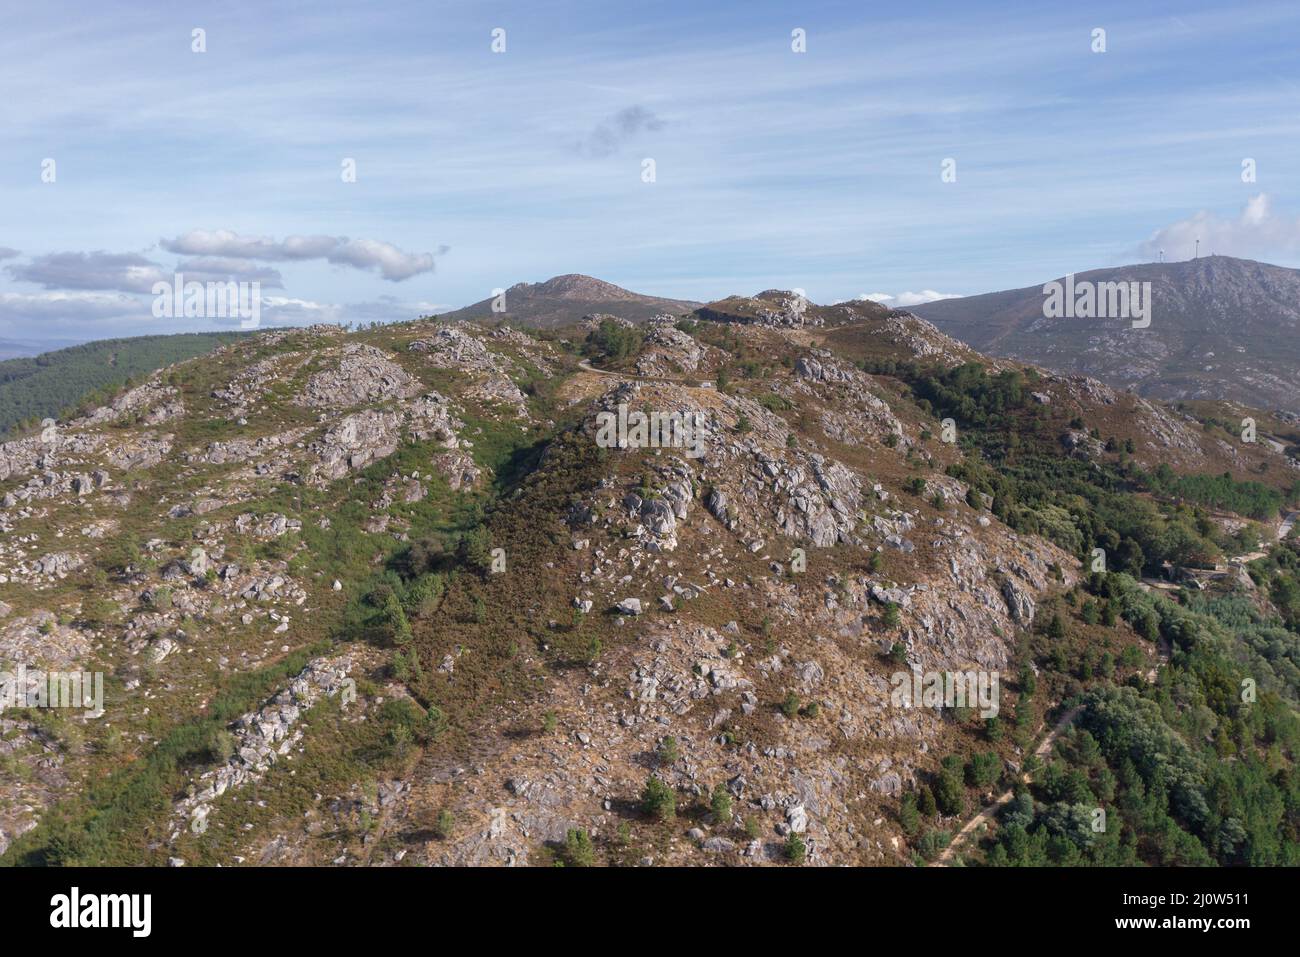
1,297 -> 1297,868
912,256 -> 1300,414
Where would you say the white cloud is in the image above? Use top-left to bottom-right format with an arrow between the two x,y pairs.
1137,193 -> 1300,262
860,290 -> 961,307
0,291 -> 149,337
160,230 -> 446,281
260,295 -> 450,327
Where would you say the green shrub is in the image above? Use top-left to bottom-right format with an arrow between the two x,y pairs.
933,760 -> 965,816
899,792 -> 921,837
434,809 -> 455,839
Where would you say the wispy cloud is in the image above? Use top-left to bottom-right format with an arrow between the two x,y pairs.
174,257 -> 285,289
261,295 -> 449,326
573,106 -> 664,158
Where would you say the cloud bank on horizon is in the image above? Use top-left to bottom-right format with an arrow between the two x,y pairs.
1136,193 -> 1300,262
2,0 -> 1299,345
861,291 -> 962,308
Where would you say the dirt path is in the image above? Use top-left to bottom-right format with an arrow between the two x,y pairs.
932,705 -> 1083,866
1227,509 -> 1298,566
576,358 -> 701,387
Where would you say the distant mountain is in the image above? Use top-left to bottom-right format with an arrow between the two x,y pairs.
912,256 -> 1300,413
438,274 -> 701,327
0,338 -> 48,360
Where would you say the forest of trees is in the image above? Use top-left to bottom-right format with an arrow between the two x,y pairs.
980,570 -> 1300,866
1145,463 -> 1296,521
583,318 -> 644,363
0,332 -> 247,437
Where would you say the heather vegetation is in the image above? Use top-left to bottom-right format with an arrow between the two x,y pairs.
1,304 -> 1296,869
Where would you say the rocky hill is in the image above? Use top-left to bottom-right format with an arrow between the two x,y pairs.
438,274 -> 701,328
1,292 -> 1297,868
912,256 -> 1300,415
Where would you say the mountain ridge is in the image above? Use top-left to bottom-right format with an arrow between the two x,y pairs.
911,255 -> 1300,413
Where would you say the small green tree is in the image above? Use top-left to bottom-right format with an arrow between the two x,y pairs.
933,761 -> 965,816
899,792 -> 921,837
918,787 -> 938,817
883,602 -> 901,629
984,716 -> 1003,742
710,783 -> 732,822
657,735 -> 679,767
563,828 -> 595,867
917,829 -> 951,862
784,831 -> 807,864
781,691 -> 801,719
966,751 -> 1001,789
642,776 -> 676,822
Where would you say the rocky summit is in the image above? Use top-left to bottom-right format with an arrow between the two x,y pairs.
1,296 -> 1298,869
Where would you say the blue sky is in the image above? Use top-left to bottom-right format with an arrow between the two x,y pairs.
3,0 -> 1300,346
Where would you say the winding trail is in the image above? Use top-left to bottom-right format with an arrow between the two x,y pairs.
934,507 -> 1299,865
933,705 -> 1083,866
576,358 -> 703,387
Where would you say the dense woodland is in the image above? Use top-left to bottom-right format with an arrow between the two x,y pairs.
0,333 -> 247,437
878,360 -> 1300,866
